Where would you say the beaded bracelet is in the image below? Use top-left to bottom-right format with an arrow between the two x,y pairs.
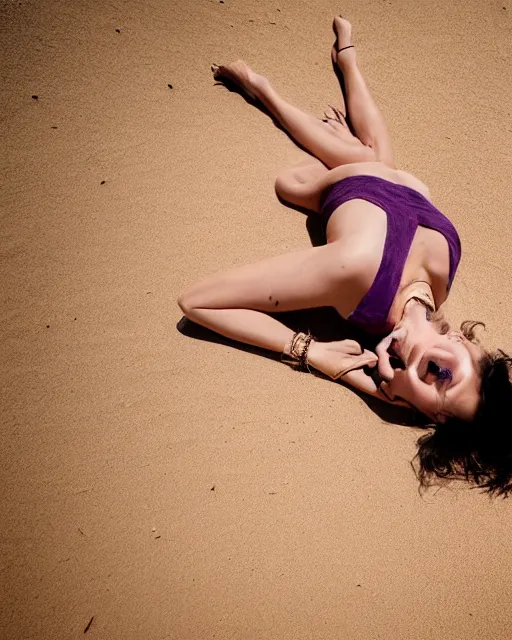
282,332 -> 313,371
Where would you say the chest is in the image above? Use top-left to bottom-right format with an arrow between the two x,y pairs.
327,200 -> 451,317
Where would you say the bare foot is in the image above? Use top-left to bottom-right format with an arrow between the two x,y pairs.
212,60 -> 267,101
331,16 -> 356,68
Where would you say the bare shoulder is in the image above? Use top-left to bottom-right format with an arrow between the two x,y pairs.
318,162 -> 433,202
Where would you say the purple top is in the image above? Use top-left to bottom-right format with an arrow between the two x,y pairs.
320,175 -> 462,335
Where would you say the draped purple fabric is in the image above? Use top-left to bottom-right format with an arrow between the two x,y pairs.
320,175 -> 461,335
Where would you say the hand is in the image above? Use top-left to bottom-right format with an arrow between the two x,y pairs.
307,339 -> 378,380
375,332 -> 395,381
375,328 -> 406,381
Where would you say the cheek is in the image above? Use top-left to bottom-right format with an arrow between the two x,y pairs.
457,351 -> 474,378
388,374 -> 433,411
386,372 -> 414,400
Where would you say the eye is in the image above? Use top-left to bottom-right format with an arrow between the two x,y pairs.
427,360 -> 452,382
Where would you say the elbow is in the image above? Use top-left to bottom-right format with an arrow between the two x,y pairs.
178,285 -> 209,318
177,290 -> 195,317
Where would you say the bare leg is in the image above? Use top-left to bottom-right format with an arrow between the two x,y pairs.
212,62 -> 375,169
332,16 -> 395,168
274,17 -> 397,210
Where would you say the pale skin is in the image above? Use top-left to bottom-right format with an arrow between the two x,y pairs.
179,17 -> 483,423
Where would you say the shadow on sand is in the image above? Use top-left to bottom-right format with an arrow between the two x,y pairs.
177,313 -> 424,429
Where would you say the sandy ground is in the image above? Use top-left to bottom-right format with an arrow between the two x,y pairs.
1,0 -> 512,638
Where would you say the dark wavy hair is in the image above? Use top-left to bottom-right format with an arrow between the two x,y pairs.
414,321 -> 512,497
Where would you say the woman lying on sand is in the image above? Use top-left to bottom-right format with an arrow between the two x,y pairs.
179,17 -> 512,495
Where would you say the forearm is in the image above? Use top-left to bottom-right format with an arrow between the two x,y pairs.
181,304 -> 405,406
180,305 -> 293,353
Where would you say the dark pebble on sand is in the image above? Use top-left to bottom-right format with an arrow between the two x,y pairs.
115,28 -> 120,33
32,95 -> 38,100
168,83 -> 173,89
219,0 -> 224,3
100,180 -> 106,185
51,126 -> 58,129
46,325 -> 50,328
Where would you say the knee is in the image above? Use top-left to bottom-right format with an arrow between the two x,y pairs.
275,166 -> 311,205
274,167 -> 295,200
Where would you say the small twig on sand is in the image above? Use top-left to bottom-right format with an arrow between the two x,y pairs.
84,616 -> 94,634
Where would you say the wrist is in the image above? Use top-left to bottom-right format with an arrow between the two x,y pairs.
282,332 -> 314,371
305,339 -> 323,371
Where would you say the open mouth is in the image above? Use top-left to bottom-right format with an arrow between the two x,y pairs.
388,339 -> 406,370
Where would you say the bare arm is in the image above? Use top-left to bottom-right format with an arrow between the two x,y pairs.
179,244 -> 356,350
178,244 -> 404,406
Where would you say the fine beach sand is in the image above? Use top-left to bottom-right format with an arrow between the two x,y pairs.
2,0 -> 512,638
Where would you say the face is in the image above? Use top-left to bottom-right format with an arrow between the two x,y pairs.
376,307 -> 483,422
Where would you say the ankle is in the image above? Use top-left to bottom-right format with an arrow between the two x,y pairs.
250,74 -> 271,100
337,51 -> 357,73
